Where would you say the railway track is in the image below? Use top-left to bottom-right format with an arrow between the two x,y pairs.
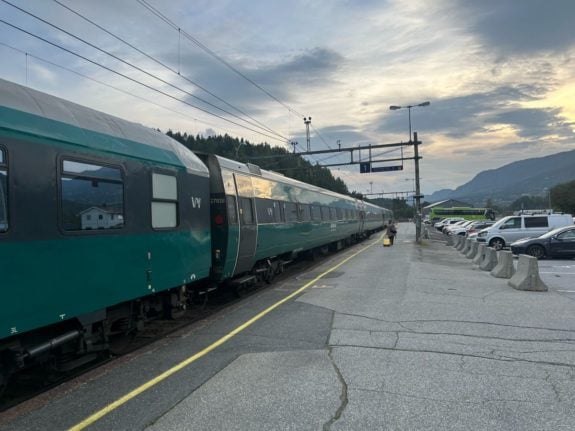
0,248 -> 338,413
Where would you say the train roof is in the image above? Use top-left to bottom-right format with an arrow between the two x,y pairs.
212,154 -> 390,211
0,79 -> 208,176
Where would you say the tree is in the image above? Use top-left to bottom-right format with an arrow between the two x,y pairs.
551,180 -> 575,214
166,131 -> 351,196
508,195 -> 547,212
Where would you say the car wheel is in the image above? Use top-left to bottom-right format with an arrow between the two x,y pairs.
489,238 -> 505,250
526,245 -> 546,260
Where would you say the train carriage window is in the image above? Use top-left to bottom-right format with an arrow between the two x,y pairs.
239,197 -> 255,225
151,173 -> 178,229
336,208 -> 343,220
256,198 -> 275,224
311,205 -> 321,221
299,204 -> 311,221
274,200 -> 284,223
284,202 -> 298,222
61,160 -> 124,231
320,206 -> 329,221
0,148 -> 7,232
330,207 -> 337,220
226,196 -> 238,225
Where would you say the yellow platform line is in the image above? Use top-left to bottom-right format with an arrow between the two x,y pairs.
70,237 -> 379,430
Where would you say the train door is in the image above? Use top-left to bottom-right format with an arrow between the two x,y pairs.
359,210 -> 365,235
233,174 -> 257,275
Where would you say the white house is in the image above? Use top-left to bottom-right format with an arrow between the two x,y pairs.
79,207 -> 123,230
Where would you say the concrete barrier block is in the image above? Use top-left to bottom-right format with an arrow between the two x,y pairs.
466,241 -> 479,259
491,250 -> 515,278
473,244 -> 486,265
508,255 -> 548,292
480,247 -> 498,271
461,239 -> 472,255
458,236 -> 468,251
446,234 -> 454,246
455,236 -> 463,250
456,235 -> 465,248
491,251 -> 515,279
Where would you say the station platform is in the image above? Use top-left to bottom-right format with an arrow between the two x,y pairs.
2,223 -> 575,430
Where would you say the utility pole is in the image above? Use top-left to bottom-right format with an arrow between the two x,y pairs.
304,117 -> 312,152
413,132 -> 423,243
290,141 -> 298,154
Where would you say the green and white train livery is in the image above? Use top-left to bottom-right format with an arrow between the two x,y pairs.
0,78 -> 390,392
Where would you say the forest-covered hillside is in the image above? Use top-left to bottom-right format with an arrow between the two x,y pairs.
167,131 -> 354,197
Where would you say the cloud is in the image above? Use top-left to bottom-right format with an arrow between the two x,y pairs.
454,0 -> 575,55
499,140 -> 541,151
375,84 -> 575,144
170,47 -> 344,114
489,108 -> 574,139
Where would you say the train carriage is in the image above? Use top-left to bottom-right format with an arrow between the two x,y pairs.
0,79 -> 211,387
200,154 -> 390,282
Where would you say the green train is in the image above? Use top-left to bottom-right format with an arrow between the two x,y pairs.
0,78 -> 391,392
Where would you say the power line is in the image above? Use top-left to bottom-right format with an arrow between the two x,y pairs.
1,0 -> 288,142
0,41 -> 237,137
51,0 -> 284,141
0,18 -> 286,143
136,0 -> 307,119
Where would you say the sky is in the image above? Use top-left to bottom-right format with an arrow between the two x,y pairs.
1,0 -> 575,200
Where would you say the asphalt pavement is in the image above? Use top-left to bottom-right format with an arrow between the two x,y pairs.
2,223 -> 574,430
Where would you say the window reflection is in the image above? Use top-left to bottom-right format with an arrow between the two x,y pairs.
61,160 -> 124,231
151,173 -> 178,229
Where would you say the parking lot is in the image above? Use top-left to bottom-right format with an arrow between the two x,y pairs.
426,224 -> 575,296
539,260 -> 575,298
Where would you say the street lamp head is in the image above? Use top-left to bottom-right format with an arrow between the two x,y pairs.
418,101 -> 430,107
389,105 -> 402,110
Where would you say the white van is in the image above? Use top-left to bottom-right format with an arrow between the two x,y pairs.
476,213 -> 573,250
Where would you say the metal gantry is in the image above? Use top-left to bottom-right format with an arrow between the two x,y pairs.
292,135 -> 424,242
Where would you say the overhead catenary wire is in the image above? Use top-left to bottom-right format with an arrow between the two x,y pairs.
3,2 -> 372,193
1,0 -> 288,142
0,19 -> 287,143
50,0 -> 285,141
0,41 -> 238,137
136,0 -> 307,120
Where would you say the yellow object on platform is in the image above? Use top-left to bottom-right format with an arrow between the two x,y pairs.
383,237 -> 391,247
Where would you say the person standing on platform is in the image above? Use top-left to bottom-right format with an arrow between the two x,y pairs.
386,220 -> 397,245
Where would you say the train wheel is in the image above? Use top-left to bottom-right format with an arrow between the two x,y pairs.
263,260 -> 274,284
189,289 -> 209,309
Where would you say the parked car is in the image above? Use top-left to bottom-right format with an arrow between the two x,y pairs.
444,220 -> 473,235
476,213 -> 573,250
510,225 -> 575,259
465,220 -> 495,237
434,217 -> 464,231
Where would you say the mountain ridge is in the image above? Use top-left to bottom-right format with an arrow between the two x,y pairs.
426,149 -> 575,206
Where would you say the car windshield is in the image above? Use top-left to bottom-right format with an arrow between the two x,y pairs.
539,226 -> 575,239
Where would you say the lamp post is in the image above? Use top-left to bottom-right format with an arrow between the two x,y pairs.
389,101 -> 430,243
389,101 -> 430,142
